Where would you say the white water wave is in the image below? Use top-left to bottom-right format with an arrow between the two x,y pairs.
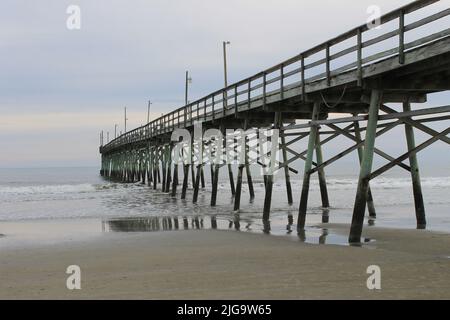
0,183 -> 98,195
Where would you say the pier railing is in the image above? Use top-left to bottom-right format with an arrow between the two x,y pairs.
100,0 -> 449,153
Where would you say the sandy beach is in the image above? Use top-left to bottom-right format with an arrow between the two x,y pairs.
1,222 -> 449,299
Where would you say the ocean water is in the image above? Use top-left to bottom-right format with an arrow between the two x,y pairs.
0,166 -> 449,245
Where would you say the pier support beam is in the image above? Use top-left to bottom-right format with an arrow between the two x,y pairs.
147,146 -> 153,187
226,129 -> 236,196
263,116 -> 279,221
263,173 -> 274,221
165,145 -> 172,193
210,163 -> 220,206
280,113 -> 294,205
349,89 -> 383,243
297,101 -> 321,230
315,132 -> 330,209
191,136 -> 196,189
234,163 -> 244,211
403,101 -> 426,229
234,119 -> 251,211
353,118 -> 376,217
245,128 -> 255,200
161,146 -> 167,192
171,163 -> 178,197
153,147 -> 158,190
181,161 -> 189,200
193,164 -> 202,203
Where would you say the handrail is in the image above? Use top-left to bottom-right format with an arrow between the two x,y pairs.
101,0 -> 449,153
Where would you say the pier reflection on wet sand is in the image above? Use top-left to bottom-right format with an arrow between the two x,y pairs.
102,213 -> 372,246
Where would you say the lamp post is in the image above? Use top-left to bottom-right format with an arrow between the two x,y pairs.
147,100 -> 152,123
124,107 -> 128,133
222,41 -> 231,110
185,71 -> 192,106
223,41 -> 230,88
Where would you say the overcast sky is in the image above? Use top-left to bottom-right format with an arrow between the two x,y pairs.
1,0 -> 449,168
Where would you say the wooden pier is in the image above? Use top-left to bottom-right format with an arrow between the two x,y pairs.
100,0 -> 450,243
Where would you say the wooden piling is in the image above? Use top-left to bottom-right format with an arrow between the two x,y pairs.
181,162 -> 189,199
165,145 -> 172,193
353,118 -> 376,217
297,101 -> 321,230
315,133 -> 330,208
245,128 -> 255,199
153,147 -> 158,190
211,162 -> 220,206
279,112 -> 293,205
349,89 -> 383,243
234,163 -> 244,211
200,167 -> 205,189
403,101 -> 426,229
171,163 -> 178,197
193,164 -> 201,203
161,146 -> 167,192
225,129 -> 236,196
263,115 -> 279,221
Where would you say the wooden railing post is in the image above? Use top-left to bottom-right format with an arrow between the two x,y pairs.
247,79 -> 251,109
399,9 -> 405,64
326,43 -> 331,86
357,28 -> 363,86
301,54 -> 306,102
223,89 -> 227,116
262,72 -> 267,110
280,64 -> 284,100
212,96 -> 215,122
234,85 -> 238,117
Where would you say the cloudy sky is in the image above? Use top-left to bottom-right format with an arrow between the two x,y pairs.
1,0 -> 449,168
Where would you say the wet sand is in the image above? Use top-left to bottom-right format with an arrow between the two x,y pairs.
1,223 -> 449,299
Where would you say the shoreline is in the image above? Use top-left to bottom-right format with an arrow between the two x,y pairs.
1,220 -> 449,299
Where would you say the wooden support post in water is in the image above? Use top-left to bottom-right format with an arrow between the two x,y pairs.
193,134 -> 204,203
348,89 -> 383,243
234,118 -> 254,210
234,163 -> 244,211
190,134 -> 196,189
211,125 -> 224,207
193,164 -> 202,203
211,161 -> 220,207
153,147 -> 158,190
353,118 -> 376,217
181,158 -> 189,200
157,159 -> 161,183
279,112 -> 293,205
147,146 -> 153,185
263,173 -> 274,221
161,146 -> 167,192
156,146 -> 161,184
403,101 -> 426,229
315,133 -> 330,208
141,150 -> 146,185
263,115 -> 279,221
243,125 -> 255,200
226,128 -> 236,196
171,163 -> 178,196
200,167 -> 205,189
245,159 -> 255,200
297,101 -> 320,230
165,145 -> 172,193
